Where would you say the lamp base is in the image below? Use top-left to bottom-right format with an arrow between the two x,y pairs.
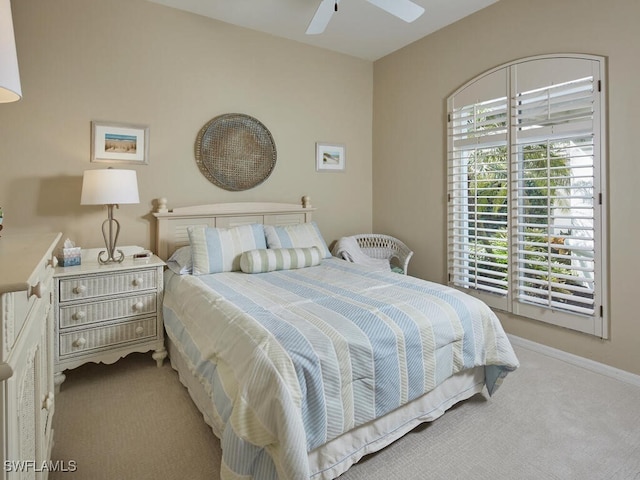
98,249 -> 125,264
99,204 -> 125,264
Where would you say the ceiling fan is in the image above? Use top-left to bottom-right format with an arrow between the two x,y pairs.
306,0 -> 425,35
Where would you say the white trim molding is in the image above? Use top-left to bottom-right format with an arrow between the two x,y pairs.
508,334 -> 640,388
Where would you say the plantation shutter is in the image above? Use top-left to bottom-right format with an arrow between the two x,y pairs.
448,78 -> 510,311
447,54 -> 607,338
511,64 -> 604,334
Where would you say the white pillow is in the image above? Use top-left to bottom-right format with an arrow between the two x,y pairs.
263,222 -> 331,259
188,224 -> 267,275
240,247 -> 322,274
166,246 -> 192,275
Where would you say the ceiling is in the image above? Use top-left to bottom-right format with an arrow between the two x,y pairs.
146,0 -> 498,61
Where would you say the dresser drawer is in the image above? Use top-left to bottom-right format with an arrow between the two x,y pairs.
58,317 -> 157,357
2,270 -> 54,359
58,293 -> 157,329
58,268 -> 158,302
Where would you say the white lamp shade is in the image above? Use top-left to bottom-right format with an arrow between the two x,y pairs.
81,169 -> 140,205
0,0 -> 22,103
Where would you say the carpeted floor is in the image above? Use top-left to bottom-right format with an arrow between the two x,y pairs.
50,345 -> 640,480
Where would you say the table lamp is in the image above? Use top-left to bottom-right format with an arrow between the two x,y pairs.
81,168 -> 140,264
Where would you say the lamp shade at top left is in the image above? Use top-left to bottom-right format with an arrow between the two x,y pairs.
0,0 -> 22,103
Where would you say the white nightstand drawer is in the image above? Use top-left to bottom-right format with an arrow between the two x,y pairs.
58,293 -> 157,328
58,268 -> 157,302
59,317 -> 157,357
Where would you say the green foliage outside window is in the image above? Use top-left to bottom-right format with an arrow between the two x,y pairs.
465,142 -> 584,301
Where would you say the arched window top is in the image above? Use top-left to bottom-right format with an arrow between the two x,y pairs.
452,53 -> 604,99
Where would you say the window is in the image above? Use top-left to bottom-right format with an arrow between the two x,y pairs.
447,54 -> 607,337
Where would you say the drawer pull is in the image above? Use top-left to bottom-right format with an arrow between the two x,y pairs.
133,277 -> 144,287
73,337 -> 86,348
42,392 -> 54,411
73,285 -> 87,295
30,282 -> 43,299
135,326 -> 144,335
133,301 -> 144,311
72,311 -> 87,321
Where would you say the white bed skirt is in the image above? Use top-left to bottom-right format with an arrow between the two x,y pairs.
167,337 -> 486,479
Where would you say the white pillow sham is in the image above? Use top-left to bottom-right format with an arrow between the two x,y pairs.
166,246 -> 193,275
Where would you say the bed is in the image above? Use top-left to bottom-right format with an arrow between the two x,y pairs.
153,198 -> 519,480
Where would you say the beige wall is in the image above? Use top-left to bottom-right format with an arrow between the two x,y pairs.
373,0 -> 640,375
0,0 -> 373,252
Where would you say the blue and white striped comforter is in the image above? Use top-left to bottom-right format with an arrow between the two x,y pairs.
163,258 -> 519,480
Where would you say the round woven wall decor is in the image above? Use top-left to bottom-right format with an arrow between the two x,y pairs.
194,113 -> 277,191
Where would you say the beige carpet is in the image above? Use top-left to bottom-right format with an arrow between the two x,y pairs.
50,345 -> 640,480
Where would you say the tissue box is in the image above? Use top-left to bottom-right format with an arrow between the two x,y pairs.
58,247 -> 81,267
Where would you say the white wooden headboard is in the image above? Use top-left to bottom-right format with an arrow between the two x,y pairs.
152,196 -> 315,260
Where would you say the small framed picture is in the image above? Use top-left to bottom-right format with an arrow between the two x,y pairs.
91,121 -> 149,164
316,142 -> 345,172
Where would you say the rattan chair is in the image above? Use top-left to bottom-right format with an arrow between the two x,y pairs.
352,234 -> 413,275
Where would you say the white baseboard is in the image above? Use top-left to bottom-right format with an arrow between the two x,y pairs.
507,334 -> 640,388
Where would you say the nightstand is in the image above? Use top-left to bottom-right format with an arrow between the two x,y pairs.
53,248 -> 167,390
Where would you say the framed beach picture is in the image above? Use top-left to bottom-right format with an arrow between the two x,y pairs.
91,121 -> 149,164
316,142 -> 345,172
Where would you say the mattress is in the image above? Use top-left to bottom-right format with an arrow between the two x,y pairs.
163,258 -> 519,479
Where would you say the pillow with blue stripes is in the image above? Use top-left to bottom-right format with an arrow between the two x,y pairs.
240,247 -> 322,274
187,224 -> 266,275
263,222 -> 331,259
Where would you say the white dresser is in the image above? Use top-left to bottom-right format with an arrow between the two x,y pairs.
0,232 -> 61,480
53,250 -> 166,389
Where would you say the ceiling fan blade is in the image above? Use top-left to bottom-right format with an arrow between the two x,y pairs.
306,0 -> 339,35
366,0 -> 424,23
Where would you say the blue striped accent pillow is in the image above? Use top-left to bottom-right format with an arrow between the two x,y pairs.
263,222 -> 331,259
240,247 -> 322,273
187,224 -> 266,275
